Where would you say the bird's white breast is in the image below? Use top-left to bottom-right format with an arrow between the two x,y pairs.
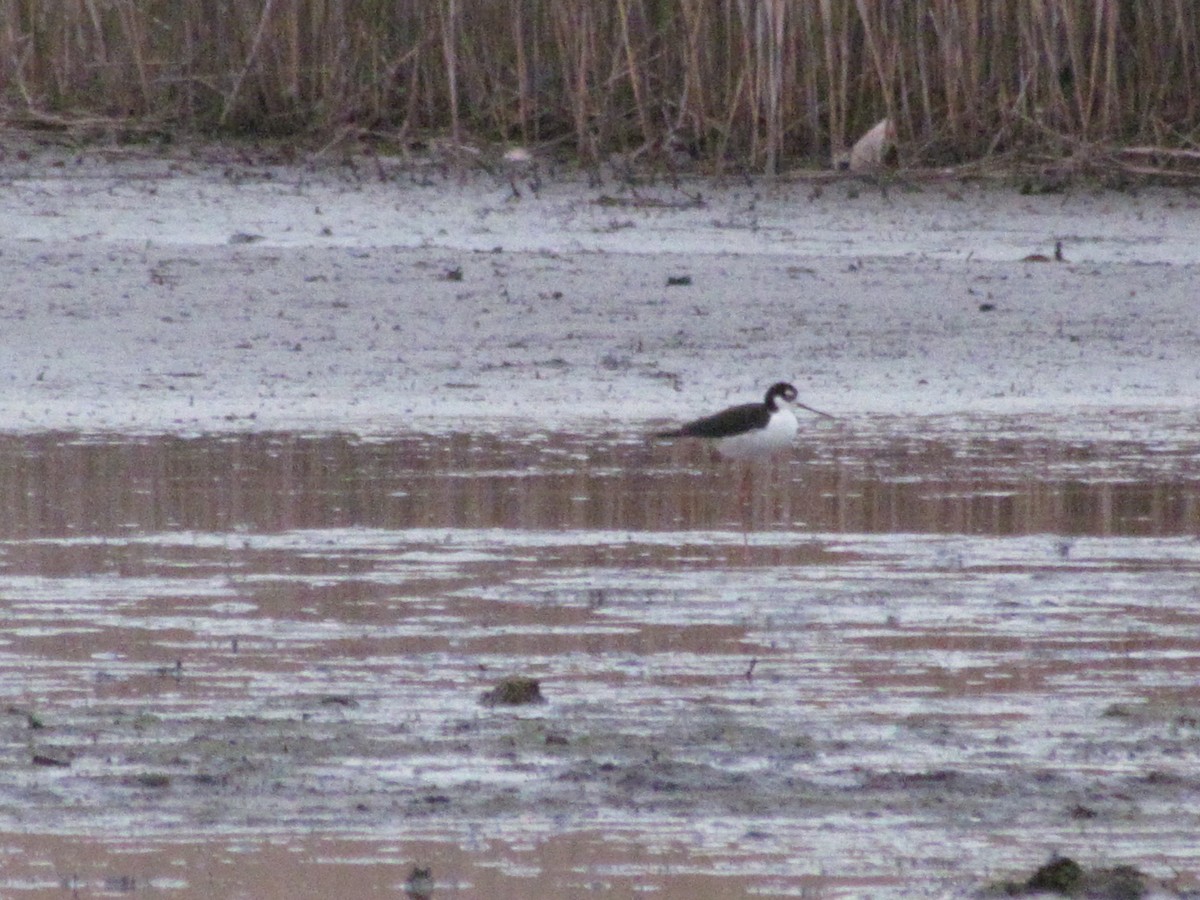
716,407 -> 798,459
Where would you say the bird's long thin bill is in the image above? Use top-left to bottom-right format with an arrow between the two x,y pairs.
797,402 -> 836,419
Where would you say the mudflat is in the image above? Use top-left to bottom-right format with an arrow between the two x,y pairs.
1,150 -> 1198,432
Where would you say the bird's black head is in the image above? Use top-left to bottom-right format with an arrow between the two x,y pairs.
764,382 -> 799,409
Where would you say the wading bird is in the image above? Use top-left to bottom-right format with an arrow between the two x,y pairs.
654,382 -> 833,460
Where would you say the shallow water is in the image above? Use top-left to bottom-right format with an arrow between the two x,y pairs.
2,420 -> 1200,898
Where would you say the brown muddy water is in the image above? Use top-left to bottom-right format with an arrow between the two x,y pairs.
2,417 -> 1200,898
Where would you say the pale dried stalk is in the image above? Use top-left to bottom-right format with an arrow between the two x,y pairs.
220,0 -> 280,126
615,0 -> 652,148
818,0 -> 847,156
439,0 -> 460,144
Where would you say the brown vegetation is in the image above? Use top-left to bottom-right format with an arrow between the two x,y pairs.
2,1 -> 1199,171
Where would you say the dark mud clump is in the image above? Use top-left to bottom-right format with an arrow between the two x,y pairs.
480,676 -> 545,706
402,865 -> 435,899
1024,855 -> 1084,893
986,854 -> 1148,898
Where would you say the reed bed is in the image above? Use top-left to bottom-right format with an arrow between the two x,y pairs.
2,0 -> 1198,171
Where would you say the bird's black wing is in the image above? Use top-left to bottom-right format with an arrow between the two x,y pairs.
656,402 -> 768,439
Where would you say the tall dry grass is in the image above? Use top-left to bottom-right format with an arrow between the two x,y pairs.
2,0 -> 1198,169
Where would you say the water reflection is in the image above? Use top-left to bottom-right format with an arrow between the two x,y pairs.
0,429 -> 1196,539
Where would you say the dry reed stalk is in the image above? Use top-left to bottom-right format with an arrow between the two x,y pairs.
851,0 -> 886,124
1174,0 -> 1200,128
759,0 -> 785,174
550,1 -> 603,161
512,3 -> 531,142
1060,1 -> 1095,135
438,0 -> 460,145
730,0 -> 759,166
1,3 -> 26,104
789,8 -> 819,158
818,0 -> 850,159
279,0 -> 299,113
615,0 -> 652,149
927,0 -> 967,150
672,0 -> 699,150
220,0 -> 279,126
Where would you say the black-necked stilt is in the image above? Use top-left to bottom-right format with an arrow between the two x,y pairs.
655,382 -> 833,460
